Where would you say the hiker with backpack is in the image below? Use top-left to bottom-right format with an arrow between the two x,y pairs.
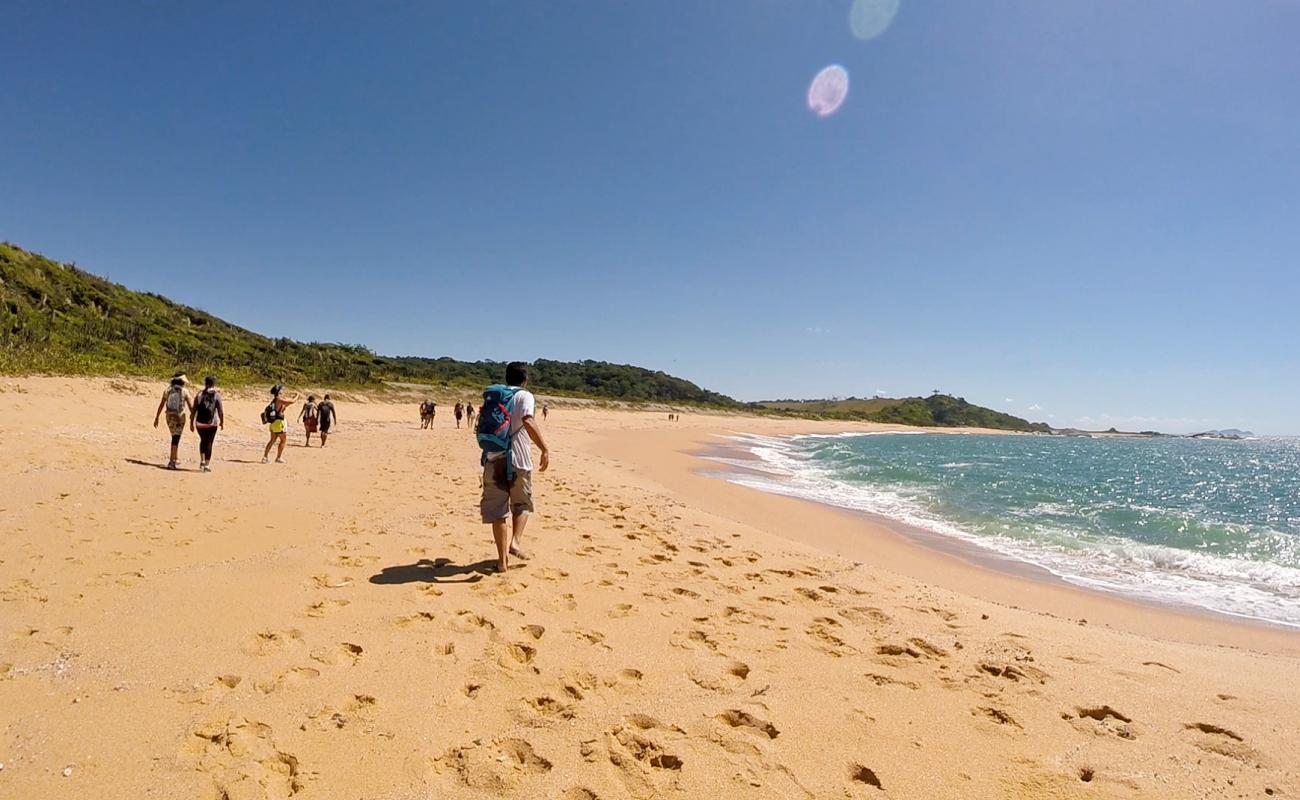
261,384 -> 300,464
190,375 -> 224,472
476,362 -> 550,573
152,373 -> 193,470
298,395 -> 319,447
317,394 -> 337,446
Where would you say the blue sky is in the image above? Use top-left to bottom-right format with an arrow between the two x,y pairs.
4,1 -> 1299,434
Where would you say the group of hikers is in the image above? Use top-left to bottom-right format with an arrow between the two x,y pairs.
422,399 -> 485,430
419,400 -> 438,428
152,374 -> 337,470
152,362 -> 548,573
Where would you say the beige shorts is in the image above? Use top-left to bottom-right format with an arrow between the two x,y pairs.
480,461 -> 533,522
166,412 -> 186,436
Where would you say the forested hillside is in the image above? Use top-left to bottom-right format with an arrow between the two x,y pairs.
0,243 -> 735,404
754,394 -> 1049,432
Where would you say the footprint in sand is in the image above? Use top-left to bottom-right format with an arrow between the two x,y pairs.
304,598 -> 350,618
559,670 -> 600,701
1183,722 -> 1257,763
688,659 -> 750,692
242,629 -> 304,657
309,642 -> 364,666
394,611 -> 436,628
1065,705 -> 1138,740
806,617 -> 857,657
519,694 -> 576,720
431,737 -> 552,792
183,716 -> 302,799
170,674 -> 243,706
848,763 -> 885,792
714,709 -> 780,739
449,611 -> 496,633
546,593 -> 578,613
599,715 -> 685,797
498,642 -> 538,671
304,694 -> 378,731
973,706 -> 1023,729
256,666 -> 321,694
307,574 -> 353,589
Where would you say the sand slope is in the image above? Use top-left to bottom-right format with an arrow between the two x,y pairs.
1,377 -> 1297,799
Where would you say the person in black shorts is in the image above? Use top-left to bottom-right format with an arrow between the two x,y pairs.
317,394 -> 337,446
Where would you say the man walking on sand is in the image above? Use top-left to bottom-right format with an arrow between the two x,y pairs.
479,362 -> 549,573
317,394 -> 337,446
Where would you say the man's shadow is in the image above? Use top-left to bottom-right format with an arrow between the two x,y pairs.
369,558 -> 497,585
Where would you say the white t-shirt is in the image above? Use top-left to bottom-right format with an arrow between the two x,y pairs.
508,388 -> 536,471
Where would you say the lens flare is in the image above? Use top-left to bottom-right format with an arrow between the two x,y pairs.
849,0 -> 901,41
807,65 -> 849,118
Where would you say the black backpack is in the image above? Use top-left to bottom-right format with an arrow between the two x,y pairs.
260,401 -> 280,425
195,390 -> 219,425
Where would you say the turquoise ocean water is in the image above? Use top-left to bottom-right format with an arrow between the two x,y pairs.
713,433 -> 1300,627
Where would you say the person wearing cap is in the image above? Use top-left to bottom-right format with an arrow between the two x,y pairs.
190,375 -> 224,472
262,384 -> 300,464
152,373 -> 193,470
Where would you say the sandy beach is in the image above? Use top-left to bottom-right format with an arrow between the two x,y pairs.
2,376 -> 1298,799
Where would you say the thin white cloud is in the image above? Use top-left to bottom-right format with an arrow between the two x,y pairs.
1027,403 -> 1042,411
1004,397 -> 1014,404
804,326 -> 831,335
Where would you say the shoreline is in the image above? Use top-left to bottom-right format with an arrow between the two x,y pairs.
600,422 -> 1300,655
696,434 -> 1300,635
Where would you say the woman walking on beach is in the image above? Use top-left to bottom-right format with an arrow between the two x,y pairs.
262,384 -> 299,464
298,395 -> 319,447
152,373 -> 192,470
465,401 -> 475,431
190,375 -> 224,472
454,402 -> 464,428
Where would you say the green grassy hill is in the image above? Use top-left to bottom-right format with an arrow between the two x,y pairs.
0,242 -> 735,405
754,395 -> 1049,432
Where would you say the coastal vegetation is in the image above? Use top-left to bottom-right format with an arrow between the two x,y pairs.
754,395 -> 1050,433
0,243 -> 733,404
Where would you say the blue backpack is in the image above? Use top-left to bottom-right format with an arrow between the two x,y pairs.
476,384 -> 518,472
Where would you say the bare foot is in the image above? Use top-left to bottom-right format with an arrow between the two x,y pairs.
509,546 -> 529,560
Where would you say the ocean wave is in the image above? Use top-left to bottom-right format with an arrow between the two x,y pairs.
716,432 -> 1300,628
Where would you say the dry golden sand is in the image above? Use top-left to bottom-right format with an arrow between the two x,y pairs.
1,376 -> 1298,799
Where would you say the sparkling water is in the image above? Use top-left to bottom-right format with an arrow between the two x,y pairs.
714,432 -> 1300,627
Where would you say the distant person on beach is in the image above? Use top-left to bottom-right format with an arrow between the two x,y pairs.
152,373 -> 192,470
317,394 -> 336,446
298,395 -> 319,447
478,362 -> 550,573
465,401 -> 475,430
542,403 -> 549,421
454,402 -> 464,428
419,401 -> 429,428
261,384 -> 299,463
190,375 -> 224,472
